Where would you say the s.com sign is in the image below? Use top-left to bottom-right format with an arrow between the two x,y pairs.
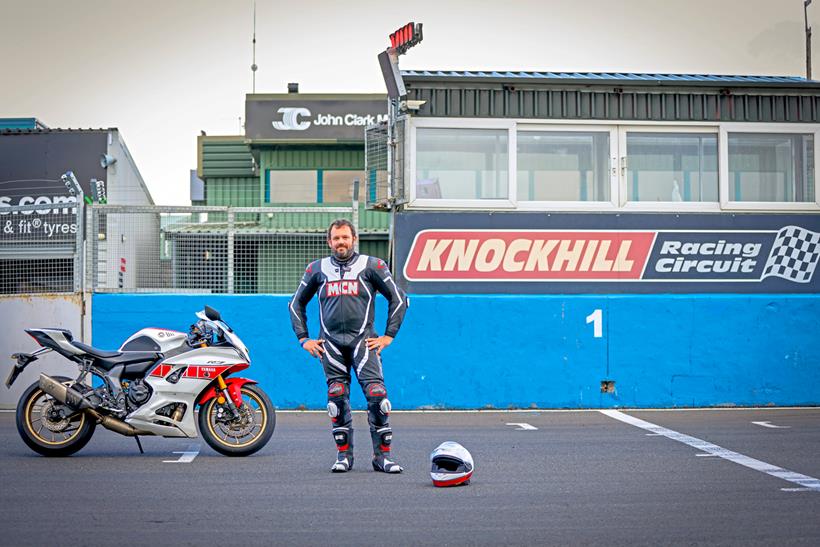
394,212 -> 820,294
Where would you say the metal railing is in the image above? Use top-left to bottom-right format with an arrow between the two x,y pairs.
365,116 -> 406,210
1,175 -> 365,296
86,203 -> 358,294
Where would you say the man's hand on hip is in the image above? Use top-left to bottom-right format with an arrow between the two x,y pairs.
301,338 -> 325,358
366,335 -> 393,355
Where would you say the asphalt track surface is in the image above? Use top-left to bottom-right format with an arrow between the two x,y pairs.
1,408 -> 819,546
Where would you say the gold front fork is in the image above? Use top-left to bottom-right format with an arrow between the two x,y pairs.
216,374 -> 241,420
216,374 -> 228,405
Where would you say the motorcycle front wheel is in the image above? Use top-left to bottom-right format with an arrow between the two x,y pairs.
198,383 -> 275,457
16,376 -> 96,457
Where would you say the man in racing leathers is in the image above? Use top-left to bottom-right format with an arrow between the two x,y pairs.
290,219 -> 408,473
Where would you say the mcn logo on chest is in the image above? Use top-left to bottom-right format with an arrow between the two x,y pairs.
326,280 -> 360,297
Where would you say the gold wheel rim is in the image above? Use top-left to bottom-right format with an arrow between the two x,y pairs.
24,388 -> 86,446
205,388 -> 267,449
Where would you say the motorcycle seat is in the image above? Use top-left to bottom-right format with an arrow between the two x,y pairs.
70,341 -> 160,371
70,341 -> 121,359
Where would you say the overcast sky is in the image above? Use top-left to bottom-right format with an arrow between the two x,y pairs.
1,0 -> 816,204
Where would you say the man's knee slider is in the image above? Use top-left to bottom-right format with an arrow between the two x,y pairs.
328,382 -> 347,398
366,383 -> 386,398
366,383 -> 389,413
365,383 -> 390,421
327,382 -> 351,424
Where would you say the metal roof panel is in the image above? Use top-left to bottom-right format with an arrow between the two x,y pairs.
401,70 -> 819,87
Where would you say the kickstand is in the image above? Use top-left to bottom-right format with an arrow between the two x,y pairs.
134,435 -> 144,454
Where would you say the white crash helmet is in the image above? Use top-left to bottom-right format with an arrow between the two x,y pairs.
430,441 -> 473,487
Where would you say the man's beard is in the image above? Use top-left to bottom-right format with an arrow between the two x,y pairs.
333,245 -> 353,261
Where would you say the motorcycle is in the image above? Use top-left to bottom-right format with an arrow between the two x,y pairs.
5,306 -> 274,457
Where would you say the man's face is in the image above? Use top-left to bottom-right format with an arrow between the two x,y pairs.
328,225 -> 356,260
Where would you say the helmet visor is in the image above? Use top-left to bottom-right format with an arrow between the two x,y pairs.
431,455 -> 470,474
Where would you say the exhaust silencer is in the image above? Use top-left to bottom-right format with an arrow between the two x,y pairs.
38,374 -> 146,437
39,374 -> 93,410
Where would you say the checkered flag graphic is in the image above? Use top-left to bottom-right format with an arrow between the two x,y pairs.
762,226 -> 820,283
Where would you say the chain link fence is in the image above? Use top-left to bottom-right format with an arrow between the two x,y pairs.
0,202 -> 83,295
86,204 -> 358,294
365,122 -> 389,208
1,188 -> 367,296
365,116 -> 406,209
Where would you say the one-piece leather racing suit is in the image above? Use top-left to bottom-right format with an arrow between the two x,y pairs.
289,252 -> 408,466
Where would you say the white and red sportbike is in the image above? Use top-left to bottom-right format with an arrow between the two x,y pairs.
6,306 -> 274,457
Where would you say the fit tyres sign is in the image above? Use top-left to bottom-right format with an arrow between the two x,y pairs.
395,212 -> 820,294
245,96 -> 388,141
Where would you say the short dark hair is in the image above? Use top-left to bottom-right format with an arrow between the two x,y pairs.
327,219 -> 357,239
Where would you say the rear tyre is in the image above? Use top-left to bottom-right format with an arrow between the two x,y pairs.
15,376 -> 96,457
198,383 -> 275,457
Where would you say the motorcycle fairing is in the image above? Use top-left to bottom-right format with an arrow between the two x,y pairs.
119,328 -> 188,354
25,328 -> 84,357
125,347 -> 247,438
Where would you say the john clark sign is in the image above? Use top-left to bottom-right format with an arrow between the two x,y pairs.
245,96 -> 387,141
394,213 -> 820,294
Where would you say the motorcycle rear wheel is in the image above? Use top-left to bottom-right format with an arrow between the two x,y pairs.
198,383 -> 275,456
16,376 -> 96,457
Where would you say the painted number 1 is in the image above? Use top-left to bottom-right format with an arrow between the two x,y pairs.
586,309 -> 603,338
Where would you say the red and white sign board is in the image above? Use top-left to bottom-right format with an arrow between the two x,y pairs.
404,230 -> 656,281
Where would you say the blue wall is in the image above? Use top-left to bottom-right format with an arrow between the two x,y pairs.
92,294 -> 820,409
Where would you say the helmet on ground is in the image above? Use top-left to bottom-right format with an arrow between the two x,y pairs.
430,441 -> 473,487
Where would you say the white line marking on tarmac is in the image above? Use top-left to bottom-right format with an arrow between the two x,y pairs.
601,409 -> 820,492
506,422 -> 538,430
752,421 -> 791,429
273,407 -> 820,414
163,444 -> 200,463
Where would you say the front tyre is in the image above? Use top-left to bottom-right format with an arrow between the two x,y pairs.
15,376 -> 96,457
198,383 -> 275,457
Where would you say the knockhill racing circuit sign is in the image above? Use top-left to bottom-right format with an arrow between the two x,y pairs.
395,213 -> 820,294
245,96 -> 388,141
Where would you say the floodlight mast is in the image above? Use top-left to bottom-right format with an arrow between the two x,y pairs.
376,22 -> 423,211
372,22 -> 424,243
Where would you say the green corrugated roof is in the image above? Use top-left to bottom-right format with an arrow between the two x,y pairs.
198,136 -> 256,178
260,146 -> 364,170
